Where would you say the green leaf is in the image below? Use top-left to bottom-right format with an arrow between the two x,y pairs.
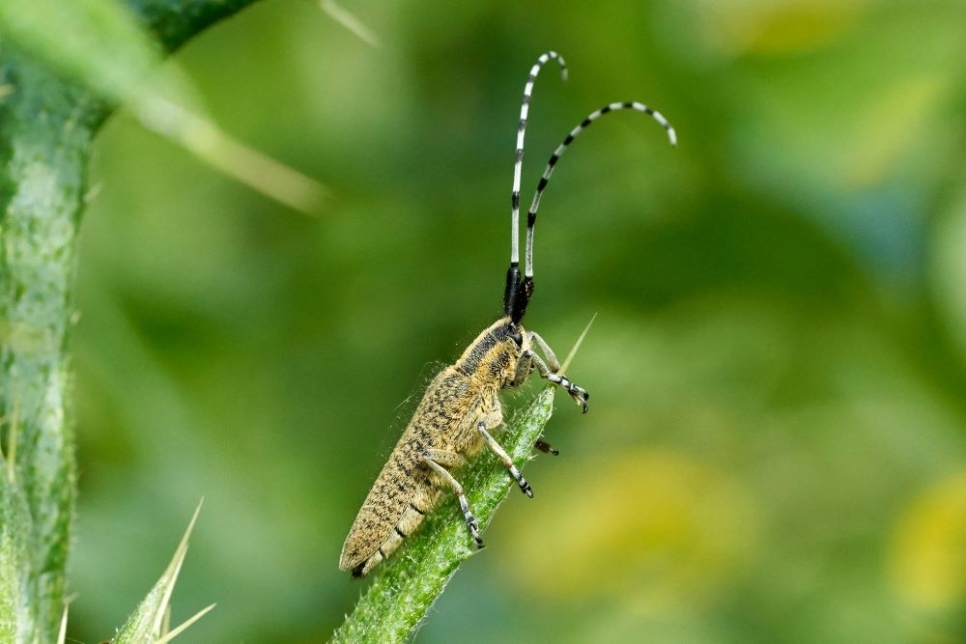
0,0 -> 327,213
0,0 -> 160,105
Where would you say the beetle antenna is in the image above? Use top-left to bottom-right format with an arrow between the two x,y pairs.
523,102 -> 676,293
505,51 -> 567,321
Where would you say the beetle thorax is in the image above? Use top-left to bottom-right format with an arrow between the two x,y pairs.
454,316 -> 526,388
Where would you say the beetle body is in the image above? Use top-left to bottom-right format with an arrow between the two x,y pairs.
339,51 -> 675,576
340,318 -> 520,575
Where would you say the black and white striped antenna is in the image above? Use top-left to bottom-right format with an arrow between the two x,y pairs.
503,52 -> 677,324
504,51 -> 567,321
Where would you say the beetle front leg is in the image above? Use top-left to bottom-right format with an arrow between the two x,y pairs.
518,333 -> 589,412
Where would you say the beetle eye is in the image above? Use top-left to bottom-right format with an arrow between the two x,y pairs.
511,332 -> 523,347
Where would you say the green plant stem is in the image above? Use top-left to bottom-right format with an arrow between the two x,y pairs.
0,49 -> 100,642
0,1 -> 259,640
330,387 -> 557,644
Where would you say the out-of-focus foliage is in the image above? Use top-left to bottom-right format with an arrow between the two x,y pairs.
68,0 -> 966,641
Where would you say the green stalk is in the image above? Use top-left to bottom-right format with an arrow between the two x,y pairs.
0,49 -> 98,642
0,1 -> 258,640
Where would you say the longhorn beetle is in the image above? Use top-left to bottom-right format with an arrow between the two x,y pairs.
339,51 -> 676,577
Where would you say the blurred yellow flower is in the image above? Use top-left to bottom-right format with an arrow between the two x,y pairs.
890,472 -> 966,611
690,0 -> 866,56
500,449 -> 758,615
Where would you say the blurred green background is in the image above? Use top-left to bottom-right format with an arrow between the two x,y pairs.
67,0 -> 966,641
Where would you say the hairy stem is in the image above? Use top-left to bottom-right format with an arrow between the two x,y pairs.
0,49 -> 98,642
0,1 -> 259,639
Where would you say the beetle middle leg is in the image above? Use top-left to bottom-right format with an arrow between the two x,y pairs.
477,409 -> 534,497
423,449 -> 485,548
